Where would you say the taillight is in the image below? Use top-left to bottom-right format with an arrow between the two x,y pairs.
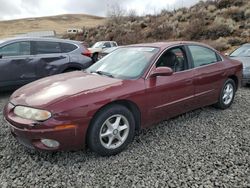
82,49 -> 92,57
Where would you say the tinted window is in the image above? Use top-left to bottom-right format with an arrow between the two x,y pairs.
60,43 -> 78,53
35,41 -> 61,54
0,42 -> 30,57
156,47 -> 187,72
104,42 -> 111,48
188,45 -> 219,68
111,42 -> 117,47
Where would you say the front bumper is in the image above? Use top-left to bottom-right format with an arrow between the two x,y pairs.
3,103 -> 91,151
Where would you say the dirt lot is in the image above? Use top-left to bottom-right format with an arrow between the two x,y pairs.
0,87 -> 249,187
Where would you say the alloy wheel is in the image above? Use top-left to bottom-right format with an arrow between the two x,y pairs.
99,114 -> 130,149
222,83 -> 234,105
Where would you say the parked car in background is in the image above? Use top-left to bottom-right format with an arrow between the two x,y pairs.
4,42 -> 242,156
88,41 -> 118,62
0,37 -> 92,90
229,43 -> 250,86
97,46 -> 119,60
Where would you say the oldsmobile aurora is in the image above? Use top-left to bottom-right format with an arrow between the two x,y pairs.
4,42 -> 242,156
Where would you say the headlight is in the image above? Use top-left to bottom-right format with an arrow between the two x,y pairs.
14,106 -> 51,121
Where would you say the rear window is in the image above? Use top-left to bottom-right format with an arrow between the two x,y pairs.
35,41 -> 61,54
188,45 -> 219,68
60,42 -> 78,53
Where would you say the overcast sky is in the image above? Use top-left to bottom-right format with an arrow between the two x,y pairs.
0,0 -> 201,21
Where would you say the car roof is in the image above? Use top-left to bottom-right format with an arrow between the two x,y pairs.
128,41 -> 214,50
0,37 -> 82,45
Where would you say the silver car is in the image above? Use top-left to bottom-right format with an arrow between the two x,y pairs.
230,43 -> 250,86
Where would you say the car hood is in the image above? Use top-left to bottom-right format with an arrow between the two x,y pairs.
10,71 -> 122,108
230,57 -> 250,68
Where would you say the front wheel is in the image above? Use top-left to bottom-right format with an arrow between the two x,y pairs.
87,105 -> 135,156
215,79 -> 236,109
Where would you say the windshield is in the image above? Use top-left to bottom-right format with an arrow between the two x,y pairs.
87,47 -> 159,79
230,45 -> 250,57
92,42 -> 104,48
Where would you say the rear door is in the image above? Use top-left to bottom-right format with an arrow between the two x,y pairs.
33,41 -> 70,78
187,45 -> 226,107
0,41 -> 36,87
144,45 -> 195,126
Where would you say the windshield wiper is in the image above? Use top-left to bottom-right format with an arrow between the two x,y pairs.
91,70 -> 114,78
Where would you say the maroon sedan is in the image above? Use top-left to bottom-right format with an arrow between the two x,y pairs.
4,42 -> 242,156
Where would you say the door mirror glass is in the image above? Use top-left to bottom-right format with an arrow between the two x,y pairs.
150,67 -> 173,77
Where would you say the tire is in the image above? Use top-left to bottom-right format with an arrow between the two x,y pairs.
215,78 -> 236,109
92,53 -> 98,63
87,104 -> 135,156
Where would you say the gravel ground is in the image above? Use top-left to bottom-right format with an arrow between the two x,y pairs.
0,88 -> 249,188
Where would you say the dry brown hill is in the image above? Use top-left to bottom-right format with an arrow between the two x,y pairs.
74,0 -> 250,52
0,14 -> 106,39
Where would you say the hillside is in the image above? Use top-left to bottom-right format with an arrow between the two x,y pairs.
75,0 -> 250,52
0,14 -> 106,39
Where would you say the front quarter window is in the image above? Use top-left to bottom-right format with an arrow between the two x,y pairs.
87,47 -> 159,79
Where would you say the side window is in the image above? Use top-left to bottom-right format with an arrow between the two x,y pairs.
188,45 -> 219,68
35,41 -> 61,54
0,42 -> 30,57
60,43 -> 77,53
156,47 -> 187,72
111,42 -> 117,47
104,42 -> 111,48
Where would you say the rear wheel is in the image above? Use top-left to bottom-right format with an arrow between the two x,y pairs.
87,105 -> 135,156
215,79 -> 236,109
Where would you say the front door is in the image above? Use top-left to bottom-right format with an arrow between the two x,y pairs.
144,46 -> 195,127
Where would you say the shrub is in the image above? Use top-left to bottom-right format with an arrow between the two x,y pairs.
241,30 -> 250,38
225,6 -> 245,21
205,17 -> 236,39
182,13 -> 208,40
245,9 -> 250,19
227,37 -> 245,46
216,0 -> 244,9
205,38 -> 230,51
207,5 -> 217,12
151,24 -> 173,40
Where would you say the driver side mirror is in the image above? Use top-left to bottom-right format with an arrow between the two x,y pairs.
150,67 -> 173,77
